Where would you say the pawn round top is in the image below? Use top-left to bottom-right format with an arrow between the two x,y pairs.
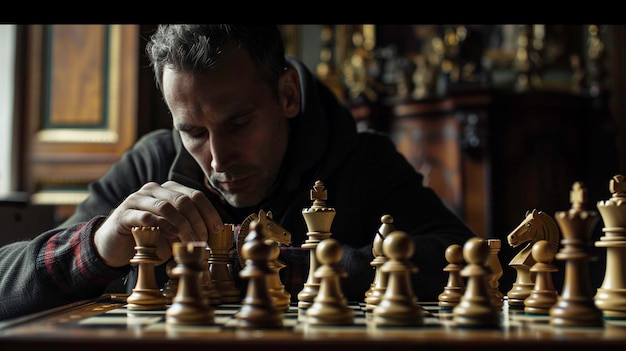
316,238 -> 343,265
382,231 -> 414,260
380,214 -> 394,225
463,237 -> 489,265
241,220 -> 271,261
531,240 -> 555,263
445,244 -> 464,264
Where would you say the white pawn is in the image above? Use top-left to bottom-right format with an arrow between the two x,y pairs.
452,237 -> 499,328
306,238 -> 354,326
373,231 -> 423,327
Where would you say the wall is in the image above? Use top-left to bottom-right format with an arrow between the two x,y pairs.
0,24 -> 16,196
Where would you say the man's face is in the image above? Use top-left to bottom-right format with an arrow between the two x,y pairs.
162,50 -> 298,208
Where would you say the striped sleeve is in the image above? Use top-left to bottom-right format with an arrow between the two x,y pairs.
36,216 -> 128,295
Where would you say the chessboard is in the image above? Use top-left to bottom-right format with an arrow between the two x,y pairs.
1,293 -> 625,351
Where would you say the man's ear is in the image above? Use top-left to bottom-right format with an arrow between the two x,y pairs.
278,67 -> 301,118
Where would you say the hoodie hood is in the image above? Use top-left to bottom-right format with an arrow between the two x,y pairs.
280,56 -> 358,191
167,56 -> 359,221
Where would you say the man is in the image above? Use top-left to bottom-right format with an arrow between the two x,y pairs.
0,25 -> 475,321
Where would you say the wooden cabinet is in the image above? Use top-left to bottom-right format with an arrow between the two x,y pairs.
16,25 -> 139,219
387,90 -> 618,293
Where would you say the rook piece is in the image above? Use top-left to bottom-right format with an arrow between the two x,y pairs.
237,220 -> 283,329
297,180 -> 335,316
506,209 -> 559,309
438,243 -> 466,310
453,237 -> 499,328
595,175 -> 626,320
373,231 -> 423,327
166,241 -> 214,326
524,240 -> 559,315
208,223 -> 241,303
306,238 -> 354,326
201,246 -> 222,306
365,214 -> 395,311
127,226 -> 168,311
549,181 -> 603,327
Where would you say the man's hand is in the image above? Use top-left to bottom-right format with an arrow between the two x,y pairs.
93,181 -> 224,267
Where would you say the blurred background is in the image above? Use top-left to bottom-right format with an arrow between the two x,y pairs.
0,24 -> 623,293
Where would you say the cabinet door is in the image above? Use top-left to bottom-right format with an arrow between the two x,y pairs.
18,24 -> 138,218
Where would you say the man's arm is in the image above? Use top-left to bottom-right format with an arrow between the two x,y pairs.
0,217 -> 127,321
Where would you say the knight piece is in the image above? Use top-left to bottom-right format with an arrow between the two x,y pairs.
595,175 -> 626,320
506,209 -> 560,309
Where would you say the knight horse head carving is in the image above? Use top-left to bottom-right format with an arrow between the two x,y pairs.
507,209 -> 560,267
236,209 -> 292,267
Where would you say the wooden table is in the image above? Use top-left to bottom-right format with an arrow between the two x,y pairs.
1,294 -> 625,351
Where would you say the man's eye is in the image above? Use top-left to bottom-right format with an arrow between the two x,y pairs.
186,129 -> 208,139
231,116 -> 251,127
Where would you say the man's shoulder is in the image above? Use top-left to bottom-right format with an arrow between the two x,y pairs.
133,129 -> 177,150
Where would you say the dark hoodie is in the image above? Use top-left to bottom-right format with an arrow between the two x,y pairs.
0,57 -> 475,321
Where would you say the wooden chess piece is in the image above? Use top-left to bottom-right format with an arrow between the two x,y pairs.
126,226 -> 168,311
365,214 -> 395,311
453,237 -> 499,328
549,181 -> 603,327
486,239 -> 504,308
208,223 -> 241,303
524,240 -> 559,315
166,241 -> 214,326
506,209 -> 559,309
267,240 -> 291,311
595,175 -> 626,320
306,238 -> 354,326
201,246 -> 222,306
373,231 -> 423,327
438,243 -> 465,311
297,180 -> 335,317
237,220 -> 283,329
161,259 -> 179,304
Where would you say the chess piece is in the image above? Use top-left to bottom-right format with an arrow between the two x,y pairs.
306,238 -> 354,326
549,181 -> 603,327
267,240 -> 291,311
373,231 -> 423,327
297,180 -> 335,316
453,237 -> 499,328
524,240 -> 559,315
506,209 -> 559,309
236,210 -> 292,268
595,175 -> 626,320
438,243 -> 465,310
126,226 -> 168,311
208,223 -> 241,303
161,259 -> 179,304
365,214 -> 395,311
201,246 -> 222,306
237,220 -> 283,329
166,241 -> 214,326
486,239 -> 504,308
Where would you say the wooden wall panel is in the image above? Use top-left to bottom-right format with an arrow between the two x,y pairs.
20,24 -> 138,210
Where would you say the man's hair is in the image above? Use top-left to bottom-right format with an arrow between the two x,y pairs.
146,25 -> 287,95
